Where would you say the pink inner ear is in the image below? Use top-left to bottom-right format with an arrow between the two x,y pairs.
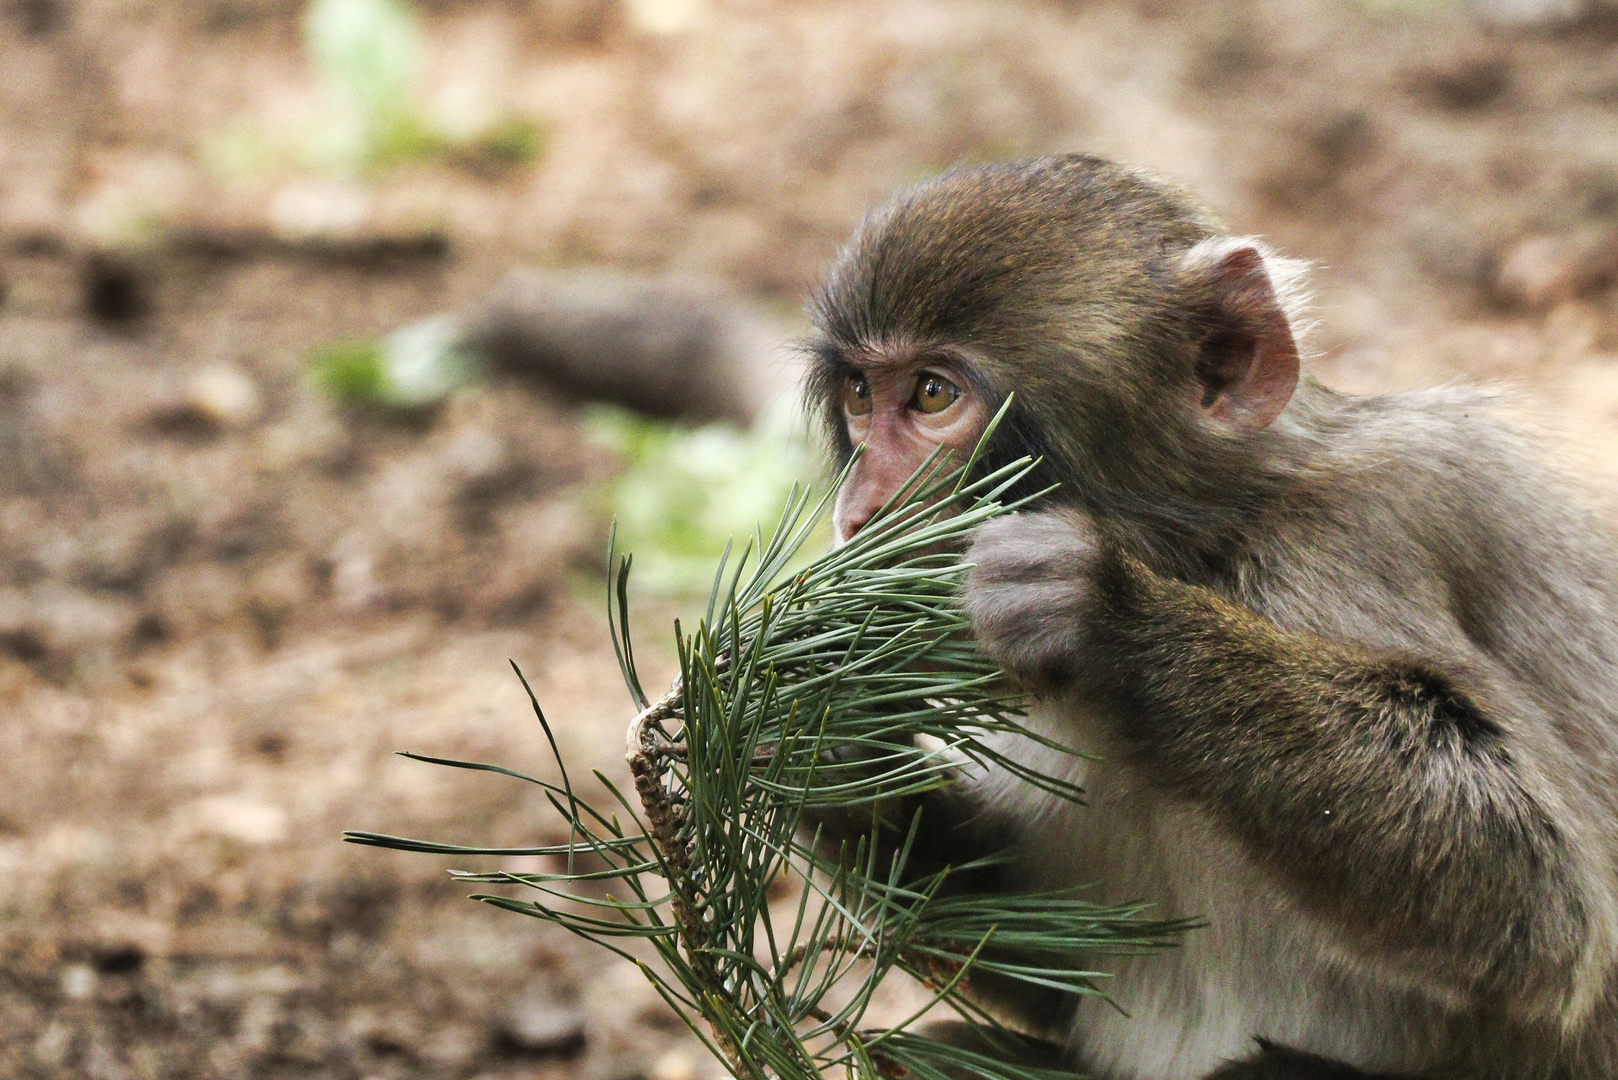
1195,244 -> 1299,434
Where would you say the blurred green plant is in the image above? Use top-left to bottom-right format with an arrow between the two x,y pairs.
207,0 -> 547,182
305,0 -> 422,121
348,423 -> 1189,1080
457,115 -> 549,173
583,399 -> 826,597
302,0 -> 548,174
309,314 -> 476,409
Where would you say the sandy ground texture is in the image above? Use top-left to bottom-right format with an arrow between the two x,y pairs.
2,0 -> 1618,1078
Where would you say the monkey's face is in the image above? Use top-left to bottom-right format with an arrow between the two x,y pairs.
829,352 -> 989,544
812,155 -> 1306,548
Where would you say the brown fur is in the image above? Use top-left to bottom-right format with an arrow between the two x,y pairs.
805,155 -> 1618,1079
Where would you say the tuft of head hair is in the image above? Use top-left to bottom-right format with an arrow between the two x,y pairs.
811,154 -> 1228,365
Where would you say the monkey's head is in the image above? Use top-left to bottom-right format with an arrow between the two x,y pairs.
807,154 -> 1309,548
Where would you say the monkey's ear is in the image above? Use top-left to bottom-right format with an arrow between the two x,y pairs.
1179,238 -> 1301,434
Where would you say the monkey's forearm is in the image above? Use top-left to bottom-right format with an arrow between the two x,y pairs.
1076,548 -> 1584,997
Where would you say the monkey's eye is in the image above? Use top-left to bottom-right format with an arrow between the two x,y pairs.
842,374 -> 873,416
913,373 -> 960,415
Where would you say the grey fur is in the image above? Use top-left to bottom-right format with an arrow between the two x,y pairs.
807,155 -> 1618,1080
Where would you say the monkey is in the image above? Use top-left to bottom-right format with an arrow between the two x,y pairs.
802,154 -> 1618,1079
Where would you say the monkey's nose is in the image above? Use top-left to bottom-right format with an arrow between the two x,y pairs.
833,507 -> 877,546
833,474 -> 893,545
833,517 -> 866,546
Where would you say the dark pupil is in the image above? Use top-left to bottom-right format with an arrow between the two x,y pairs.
924,378 -> 945,399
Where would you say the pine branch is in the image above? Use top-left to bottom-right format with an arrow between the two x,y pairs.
346,411 -> 1191,1080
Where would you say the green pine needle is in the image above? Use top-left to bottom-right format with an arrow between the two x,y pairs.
346,408 -> 1191,1079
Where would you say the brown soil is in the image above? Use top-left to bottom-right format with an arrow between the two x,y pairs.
2,1 -> 1617,1078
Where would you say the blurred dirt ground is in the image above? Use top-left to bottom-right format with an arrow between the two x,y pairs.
2,1 -> 1617,1078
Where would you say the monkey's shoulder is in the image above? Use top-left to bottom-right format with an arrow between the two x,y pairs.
1272,386 -> 1618,603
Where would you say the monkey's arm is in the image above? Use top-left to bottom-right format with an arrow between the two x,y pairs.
964,509 -> 1600,1016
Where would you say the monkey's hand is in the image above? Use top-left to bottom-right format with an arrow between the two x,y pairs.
962,508 -> 1100,689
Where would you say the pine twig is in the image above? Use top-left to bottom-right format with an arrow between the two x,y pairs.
347,410 -> 1193,1080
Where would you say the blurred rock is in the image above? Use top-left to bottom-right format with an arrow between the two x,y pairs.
234,994 -> 284,1054
494,986 -> 587,1057
30,1021 -> 73,1069
441,423 -> 512,493
185,366 -> 263,430
463,269 -> 797,426
173,797 -> 289,846
624,0 -> 708,34
268,182 -> 372,245
652,1047 -> 700,1080
261,180 -> 450,262
1494,228 -> 1618,310
422,1022 -> 484,1069
147,365 -> 264,437
59,963 -> 96,1001
183,964 -> 302,1008
326,533 -> 387,613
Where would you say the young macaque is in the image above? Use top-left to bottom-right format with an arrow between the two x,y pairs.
805,154 -> 1618,1079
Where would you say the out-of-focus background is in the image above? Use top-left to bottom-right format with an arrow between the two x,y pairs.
2,0 -> 1618,1077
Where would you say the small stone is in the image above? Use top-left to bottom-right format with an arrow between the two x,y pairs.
175,797 -> 288,845
496,989 -> 587,1057
269,181 -> 371,243
60,962 -> 96,1000
624,0 -> 707,33
185,366 -> 262,430
651,1047 -> 698,1080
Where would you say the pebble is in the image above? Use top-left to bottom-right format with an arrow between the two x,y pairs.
60,963 -> 97,1001
651,1047 -> 699,1080
174,797 -> 288,845
496,988 -> 587,1056
185,366 -> 262,430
